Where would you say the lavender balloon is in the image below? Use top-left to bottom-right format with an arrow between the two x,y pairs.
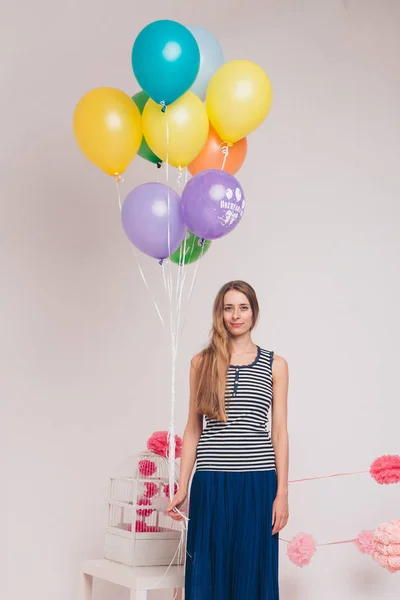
182,169 -> 245,240
121,182 -> 186,259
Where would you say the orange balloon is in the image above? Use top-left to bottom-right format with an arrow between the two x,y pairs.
188,125 -> 247,176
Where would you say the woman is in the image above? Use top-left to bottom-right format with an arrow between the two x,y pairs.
167,280 -> 289,600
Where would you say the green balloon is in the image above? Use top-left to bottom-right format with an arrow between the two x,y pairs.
170,231 -> 211,265
131,91 -> 162,166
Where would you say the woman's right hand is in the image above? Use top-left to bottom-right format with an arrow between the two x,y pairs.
167,489 -> 187,521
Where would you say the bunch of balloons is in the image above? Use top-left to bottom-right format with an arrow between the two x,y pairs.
73,19 -> 273,264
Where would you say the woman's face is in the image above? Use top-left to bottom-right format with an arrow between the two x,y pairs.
223,289 -> 253,337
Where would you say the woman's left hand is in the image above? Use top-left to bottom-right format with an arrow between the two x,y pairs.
272,492 -> 289,535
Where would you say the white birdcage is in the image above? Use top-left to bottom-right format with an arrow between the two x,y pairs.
105,450 -> 187,567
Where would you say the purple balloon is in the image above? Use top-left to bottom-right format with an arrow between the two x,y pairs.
121,182 -> 186,259
182,169 -> 245,240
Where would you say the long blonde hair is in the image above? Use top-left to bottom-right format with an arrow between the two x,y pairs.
195,280 -> 260,422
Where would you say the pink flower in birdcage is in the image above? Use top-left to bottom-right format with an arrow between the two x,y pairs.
372,520 -> 400,573
137,497 -> 154,518
144,482 -> 159,498
135,520 -> 147,532
135,520 -> 149,532
127,521 -> 148,533
287,533 -> 317,567
147,430 -> 183,459
164,482 -> 178,498
138,459 -> 157,477
370,455 -> 400,485
354,530 -> 374,555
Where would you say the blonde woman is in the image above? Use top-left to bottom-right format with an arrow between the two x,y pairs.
167,280 -> 289,600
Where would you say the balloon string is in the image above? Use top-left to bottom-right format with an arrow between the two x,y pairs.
161,261 -> 171,303
176,165 -> 183,189
144,521 -> 188,593
166,108 -> 171,263
179,238 -> 206,337
162,103 -> 178,500
175,166 -> 188,302
176,267 -> 188,336
175,230 -> 186,301
175,234 -> 189,336
174,179 -> 190,413
165,104 -> 170,185
115,179 -> 165,326
220,142 -> 229,171
164,107 -> 174,322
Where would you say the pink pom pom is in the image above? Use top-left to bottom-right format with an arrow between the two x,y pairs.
373,520 -> 400,545
370,455 -> 400,485
137,497 -> 154,518
354,530 -> 374,555
147,430 -> 183,459
164,483 -> 178,498
372,520 -> 400,573
138,459 -> 157,477
144,482 -> 159,498
287,533 -> 317,567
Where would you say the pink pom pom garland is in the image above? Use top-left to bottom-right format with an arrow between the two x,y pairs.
287,453 -> 400,486
138,432 -> 399,570
278,453 -> 398,569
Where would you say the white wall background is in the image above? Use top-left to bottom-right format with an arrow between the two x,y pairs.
2,0 -> 400,598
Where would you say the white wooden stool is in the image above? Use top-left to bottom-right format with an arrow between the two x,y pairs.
81,559 -> 184,600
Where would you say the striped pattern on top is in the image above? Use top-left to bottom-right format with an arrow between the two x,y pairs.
196,347 -> 276,472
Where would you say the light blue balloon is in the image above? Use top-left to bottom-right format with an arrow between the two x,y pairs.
186,26 -> 224,101
132,20 -> 200,106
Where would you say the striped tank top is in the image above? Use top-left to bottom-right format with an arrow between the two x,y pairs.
196,347 -> 276,472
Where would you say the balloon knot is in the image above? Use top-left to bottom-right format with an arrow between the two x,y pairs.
114,174 -> 123,183
227,142 -> 233,148
199,238 -> 205,247
160,101 -> 166,113
158,259 -> 164,266
156,162 -> 162,169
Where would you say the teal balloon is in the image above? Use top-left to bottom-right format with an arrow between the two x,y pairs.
170,230 -> 211,265
131,91 -> 162,165
186,26 -> 224,101
131,20 -> 200,106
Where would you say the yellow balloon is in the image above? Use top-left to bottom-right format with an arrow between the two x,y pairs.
73,87 -> 142,176
142,92 -> 209,168
206,60 -> 273,144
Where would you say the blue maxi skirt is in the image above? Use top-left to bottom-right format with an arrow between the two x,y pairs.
184,470 -> 279,600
